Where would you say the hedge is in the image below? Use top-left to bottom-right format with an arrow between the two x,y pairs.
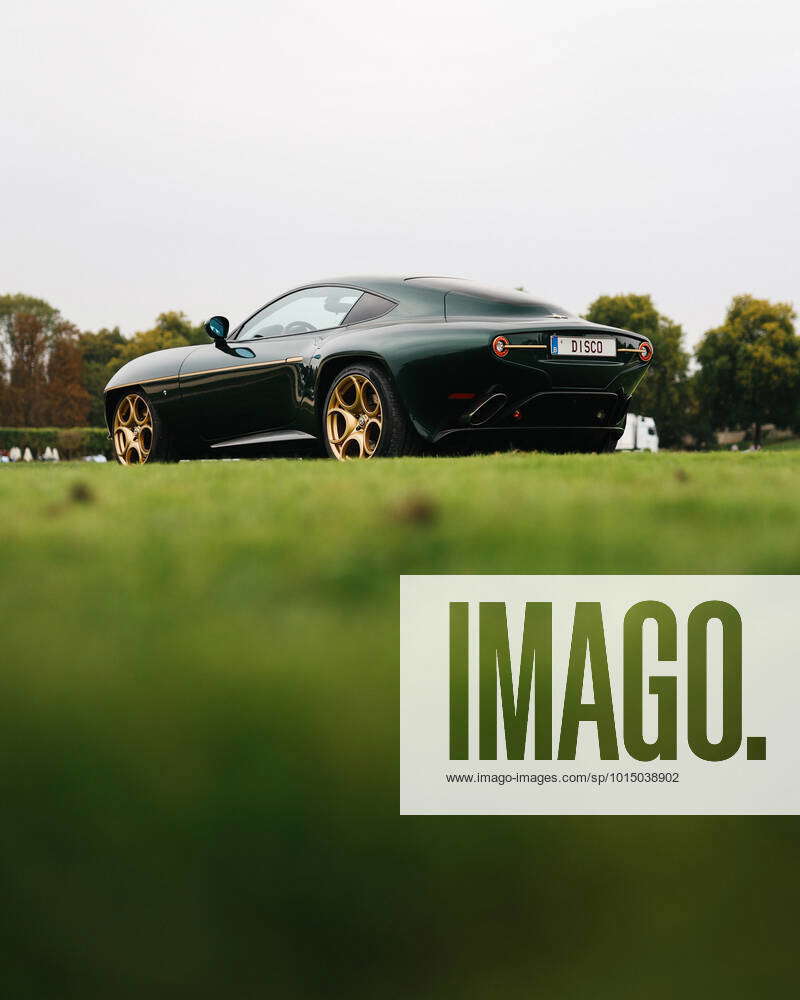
0,427 -> 112,459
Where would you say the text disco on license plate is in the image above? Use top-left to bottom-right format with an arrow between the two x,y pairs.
550,335 -> 616,358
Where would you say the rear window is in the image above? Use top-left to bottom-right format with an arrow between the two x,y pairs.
445,290 -> 571,321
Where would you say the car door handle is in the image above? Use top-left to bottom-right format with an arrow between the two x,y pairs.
285,356 -> 303,363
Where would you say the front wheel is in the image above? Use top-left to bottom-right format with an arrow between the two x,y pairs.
112,392 -> 175,465
322,364 -> 419,460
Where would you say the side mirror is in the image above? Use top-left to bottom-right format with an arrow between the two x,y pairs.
204,315 -> 229,341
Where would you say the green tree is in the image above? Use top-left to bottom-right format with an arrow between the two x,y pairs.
584,294 -> 690,447
694,295 -> 799,445
116,311 -> 206,364
78,327 -> 127,425
683,371 -> 717,449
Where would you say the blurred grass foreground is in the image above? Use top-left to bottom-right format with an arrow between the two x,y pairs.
1,452 -> 799,997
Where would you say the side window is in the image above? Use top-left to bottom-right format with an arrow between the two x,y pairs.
238,286 -> 362,341
342,292 -> 396,326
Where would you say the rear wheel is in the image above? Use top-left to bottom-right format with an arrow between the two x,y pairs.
323,364 -> 419,460
112,392 -> 175,465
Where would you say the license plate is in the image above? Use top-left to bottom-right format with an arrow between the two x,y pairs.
550,335 -> 616,358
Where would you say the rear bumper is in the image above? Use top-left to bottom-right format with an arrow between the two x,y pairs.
432,388 -> 628,443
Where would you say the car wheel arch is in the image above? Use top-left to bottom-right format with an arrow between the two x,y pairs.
104,384 -> 162,434
314,354 -> 398,423
104,385 -> 140,432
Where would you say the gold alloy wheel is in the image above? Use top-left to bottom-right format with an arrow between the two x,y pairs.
113,393 -> 154,465
326,373 -> 383,460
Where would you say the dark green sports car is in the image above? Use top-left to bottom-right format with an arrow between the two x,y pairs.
104,276 -> 653,464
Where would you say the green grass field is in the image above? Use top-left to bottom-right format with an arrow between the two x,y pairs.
763,435 -> 800,451
2,451 -> 799,997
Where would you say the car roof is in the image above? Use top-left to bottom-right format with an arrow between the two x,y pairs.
308,274 -> 540,296
305,275 -> 570,317
306,275 -> 421,298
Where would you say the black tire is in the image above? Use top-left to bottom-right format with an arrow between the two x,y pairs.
112,391 -> 177,465
322,363 -> 421,460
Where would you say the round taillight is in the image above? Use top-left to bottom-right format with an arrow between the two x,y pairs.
492,336 -> 510,358
639,340 -> 653,362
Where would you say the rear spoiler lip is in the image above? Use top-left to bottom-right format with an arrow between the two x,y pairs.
450,317 -> 646,342
499,322 -> 645,342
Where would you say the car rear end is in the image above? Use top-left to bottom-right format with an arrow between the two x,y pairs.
427,320 -> 653,452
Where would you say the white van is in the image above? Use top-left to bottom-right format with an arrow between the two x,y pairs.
616,413 -> 659,452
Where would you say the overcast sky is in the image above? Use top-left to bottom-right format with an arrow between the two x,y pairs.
3,0 -> 799,347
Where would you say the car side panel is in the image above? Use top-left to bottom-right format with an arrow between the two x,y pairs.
177,333 -> 317,442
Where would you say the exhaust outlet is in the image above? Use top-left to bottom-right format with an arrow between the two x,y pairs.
468,392 -> 508,426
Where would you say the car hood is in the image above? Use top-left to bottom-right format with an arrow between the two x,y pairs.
105,345 -> 202,392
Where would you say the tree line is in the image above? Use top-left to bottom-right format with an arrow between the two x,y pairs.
585,293 -> 799,447
0,295 -> 206,428
1,291 -> 798,447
